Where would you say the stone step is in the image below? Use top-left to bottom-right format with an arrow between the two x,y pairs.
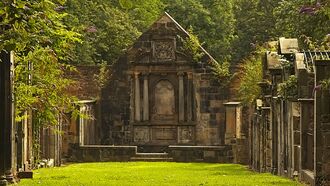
130,157 -> 173,162
135,153 -> 169,158
130,152 -> 173,162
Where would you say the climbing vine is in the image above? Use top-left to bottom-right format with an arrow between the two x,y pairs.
179,28 -> 204,63
277,75 -> 298,99
94,62 -> 111,92
180,28 -> 231,85
238,47 -> 264,105
320,78 -> 330,90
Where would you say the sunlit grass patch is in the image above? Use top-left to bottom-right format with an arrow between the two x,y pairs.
17,162 -> 303,186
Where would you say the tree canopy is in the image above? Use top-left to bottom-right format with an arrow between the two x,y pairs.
1,0 -> 329,126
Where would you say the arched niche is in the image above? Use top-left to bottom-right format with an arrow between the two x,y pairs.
152,80 -> 175,121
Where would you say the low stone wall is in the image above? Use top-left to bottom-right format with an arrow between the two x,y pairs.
168,145 -> 233,163
69,145 -> 137,162
68,145 -> 235,163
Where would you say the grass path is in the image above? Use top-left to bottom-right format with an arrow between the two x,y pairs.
17,162 -> 303,186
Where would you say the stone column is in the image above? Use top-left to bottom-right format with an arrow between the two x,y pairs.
134,72 -> 141,122
143,73 -> 149,121
0,51 -> 15,185
178,72 -> 184,122
187,72 -> 192,121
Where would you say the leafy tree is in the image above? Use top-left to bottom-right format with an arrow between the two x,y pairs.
163,0 -> 236,63
238,47 -> 264,104
273,0 -> 330,49
0,0 -> 80,126
0,0 -> 82,162
232,0 -> 279,62
118,0 -> 164,30
65,0 -> 141,65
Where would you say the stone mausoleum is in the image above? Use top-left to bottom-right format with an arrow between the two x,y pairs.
64,12 -> 245,163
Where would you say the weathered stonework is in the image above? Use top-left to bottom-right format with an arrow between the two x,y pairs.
250,38 -> 330,186
98,13 -> 228,149
64,13 -> 232,163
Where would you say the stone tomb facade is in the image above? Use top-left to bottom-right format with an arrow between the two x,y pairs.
98,13 -> 228,151
65,13 -> 233,162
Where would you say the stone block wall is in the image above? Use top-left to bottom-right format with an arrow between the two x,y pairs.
69,145 -> 137,162
169,145 -> 233,163
100,56 -> 131,145
194,69 -> 228,145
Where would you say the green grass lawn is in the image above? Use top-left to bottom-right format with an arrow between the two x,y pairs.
17,162 -> 303,186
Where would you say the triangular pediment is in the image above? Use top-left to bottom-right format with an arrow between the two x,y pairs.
126,12 -> 216,64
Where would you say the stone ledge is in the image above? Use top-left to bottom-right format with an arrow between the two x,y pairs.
80,145 -> 137,149
169,145 -> 228,149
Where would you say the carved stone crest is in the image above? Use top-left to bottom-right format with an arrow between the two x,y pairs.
153,41 -> 175,61
134,127 -> 149,143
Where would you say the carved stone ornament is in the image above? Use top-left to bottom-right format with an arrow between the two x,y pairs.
153,41 -> 175,61
134,127 -> 150,143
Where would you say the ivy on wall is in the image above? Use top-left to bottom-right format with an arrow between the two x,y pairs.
277,75 -> 298,99
179,28 -> 231,86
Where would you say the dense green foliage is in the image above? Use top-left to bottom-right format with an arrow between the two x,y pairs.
164,0 -> 235,63
273,0 -> 330,49
18,162 -> 302,186
64,0 -> 142,65
1,0 -> 329,162
277,75 -> 298,99
0,0 -> 80,126
237,48 -> 264,104
0,0 -> 83,160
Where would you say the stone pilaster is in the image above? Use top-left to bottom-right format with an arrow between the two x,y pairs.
178,72 -> 184,122
129,75 -> 134,123
134,72 -> 141,122
143,73 -> 149,121
187,72 -> 192,121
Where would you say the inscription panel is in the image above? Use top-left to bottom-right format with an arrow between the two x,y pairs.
152,80 -> 175,121
152,127 -> 177,140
